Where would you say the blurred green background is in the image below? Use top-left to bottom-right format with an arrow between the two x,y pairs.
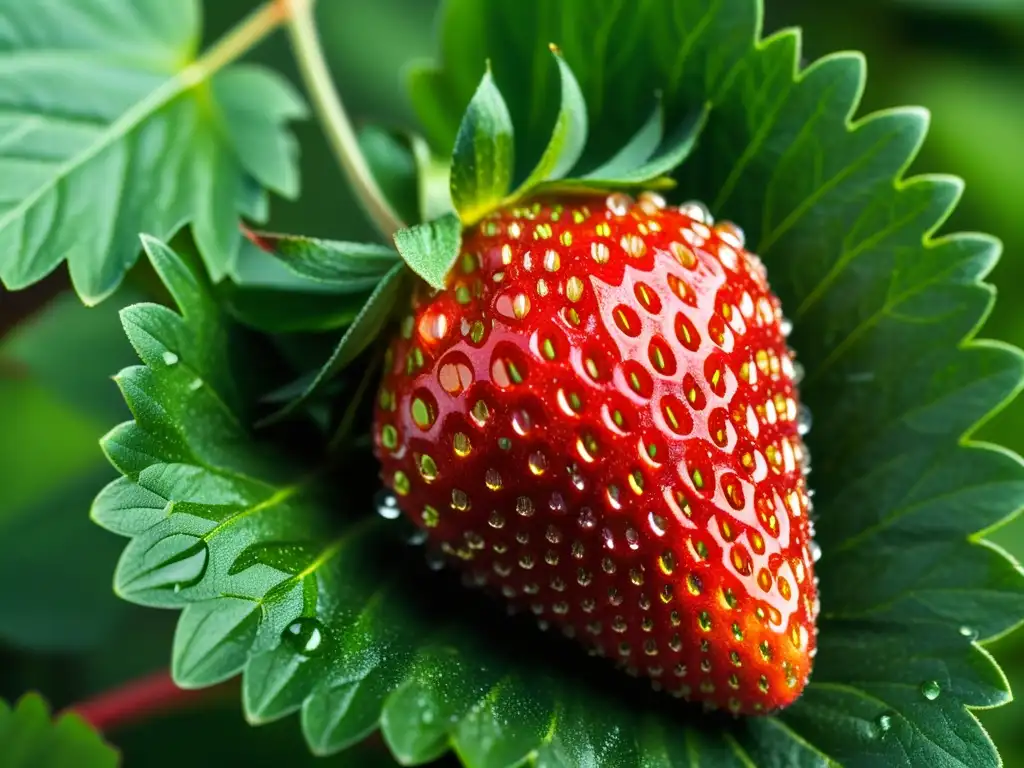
1,0 -> 1022,764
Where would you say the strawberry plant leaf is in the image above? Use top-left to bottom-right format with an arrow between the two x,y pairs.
245,232 -> 400,290
258,262 -> 408,424
0,694 -> 117,768
450,64 -> 515,225
393,212 -> 462,289
0,0 -> 305,304
513,46 -> 589,195
578,103 -> 711,187
577,99 -> 667,181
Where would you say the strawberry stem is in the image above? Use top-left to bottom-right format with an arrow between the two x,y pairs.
67,670 -> 231,734
285,0 -> 406,239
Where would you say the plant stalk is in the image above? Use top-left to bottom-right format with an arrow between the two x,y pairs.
284,0 -> 406,239
68,671 -> 231,733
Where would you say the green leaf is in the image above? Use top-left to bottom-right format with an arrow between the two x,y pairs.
393,212 -> 462,290
0,0 -> 305,304
0,291 -> 138,652
577,102 -> 711,188
245,231 -> 400,289
0,694 -> 117,768
95,2 -> 1024,767
513,45 -> 589,195
450,65 -> 515,224
258,262 -> 408,424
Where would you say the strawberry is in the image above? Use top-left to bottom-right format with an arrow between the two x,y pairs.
372,191 -> 819,715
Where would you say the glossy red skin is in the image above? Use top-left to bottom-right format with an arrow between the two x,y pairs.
373,193 -> 818,715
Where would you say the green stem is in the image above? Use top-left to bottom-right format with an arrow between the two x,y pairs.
181,1 -> 289,88
285,0 -> 406,239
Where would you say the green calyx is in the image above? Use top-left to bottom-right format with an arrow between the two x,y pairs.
391,43 -> 710,291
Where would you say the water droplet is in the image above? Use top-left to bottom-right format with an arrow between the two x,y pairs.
512,410 -> 533,436
797,404 -> 813,435
876,713 -> 893,736
162,351 -> 179,366
679,200 -> 712,224
809,540 -> 822,563
606,192 -> 633,216
920,680 -> 941,701
959,625 -> 978,641
528,451 -> 548,476
779,317 -> 793,337
282,617 -> 326,656
374,489 -> 401,520
715,221 -> 746,248
578,508 -> 597,530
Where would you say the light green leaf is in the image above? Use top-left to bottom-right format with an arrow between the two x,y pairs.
393,212 -> 462,290
450,64 -> 515,224
245,231 -> 400,289
0,694 -> 117,768
0,0 -> 305,304
513,45 -> 589,195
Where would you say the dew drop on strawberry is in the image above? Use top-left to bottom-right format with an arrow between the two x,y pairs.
373,191 -> 819,715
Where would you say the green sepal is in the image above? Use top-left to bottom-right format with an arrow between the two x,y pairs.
450,63 -> 515,225
393,212 -> 462,290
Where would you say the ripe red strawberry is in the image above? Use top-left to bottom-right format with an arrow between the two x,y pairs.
373,191 -> 819,714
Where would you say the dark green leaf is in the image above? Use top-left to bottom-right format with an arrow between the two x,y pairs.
513,45 -> 589,195
259,263 -> 407,424
0,0 -> 305,303
0,694 -> 117,768
393,212 -> 462,290
450,65 -> 515,224
245,231 -> 399,289
578,100 -> 666,181
576,102 -> 711,187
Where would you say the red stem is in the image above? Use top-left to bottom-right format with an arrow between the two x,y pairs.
67,670 -> 227,733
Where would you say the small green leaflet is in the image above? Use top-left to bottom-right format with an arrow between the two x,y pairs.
393,212 -> 462,290
258,262 -> 407,424
512,45 -> 589,196
574,103 -> 711,188
0,0 -> 305,304
245,231 -> 400,290
0,694 -> 117,768
450,64 -> 515,225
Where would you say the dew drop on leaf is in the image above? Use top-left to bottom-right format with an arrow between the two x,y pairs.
876,713 -> 893,736
282,617 -> 326,657
162,351 -> 179,366
959,625 -> 979,641
920,680 -> 941,700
